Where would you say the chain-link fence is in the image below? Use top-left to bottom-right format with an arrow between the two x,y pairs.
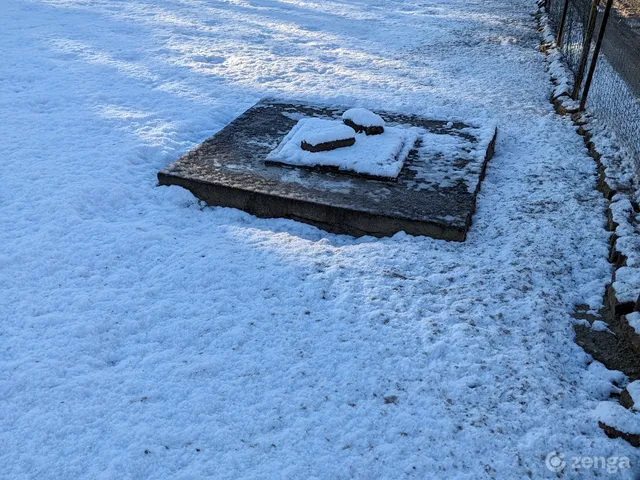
546,0 -> 640,179
548,0 -> 595,91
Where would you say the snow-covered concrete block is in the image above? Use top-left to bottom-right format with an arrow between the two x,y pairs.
158,99 -> 497,240
268,117 -> 417,179
297,120 -> 356,152
342,108 -> 385,135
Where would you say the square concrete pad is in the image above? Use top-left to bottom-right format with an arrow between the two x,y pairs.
158,99 -> 497,241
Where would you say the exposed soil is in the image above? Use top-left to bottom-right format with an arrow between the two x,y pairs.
573,304 -> 640,380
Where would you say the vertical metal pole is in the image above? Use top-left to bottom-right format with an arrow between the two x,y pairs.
580,0 -> 614,111
572,0 -> 600,99
556,0 -> 571,45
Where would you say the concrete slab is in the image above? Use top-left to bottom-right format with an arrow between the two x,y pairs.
158,99 -> 497,241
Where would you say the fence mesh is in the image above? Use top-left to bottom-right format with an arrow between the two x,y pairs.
563,0 -> 593,86
547,0 -> 640,179
590,26 -> 640,174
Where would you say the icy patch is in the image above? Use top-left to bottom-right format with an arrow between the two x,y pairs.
267,117 -> 419,179
342,108 -> 385,128
595,401 -> 640,435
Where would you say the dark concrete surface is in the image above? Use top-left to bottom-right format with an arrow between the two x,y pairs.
158,99 -> 497,240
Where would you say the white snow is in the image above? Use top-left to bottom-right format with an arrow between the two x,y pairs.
583,361 -> 627,399
607,196 -> 640,307
298,119 -> 355,146
591,320 -> 613,333
608,196 -> 640,307
539,9 -> 576,103
342,108 -> 385,128
627,312 -> 640,336
267,118 -> 418,178
2,0 -> 639,478
594,401 -> 640,435
627,381 -> 640,410
611,194 -> 636,239
613,267 -> 640,304
617,235 -> 640,269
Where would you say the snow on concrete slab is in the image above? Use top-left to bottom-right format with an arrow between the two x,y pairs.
408,123 -> 497,193
267,117 -> 418,179
160,100 -> 496,240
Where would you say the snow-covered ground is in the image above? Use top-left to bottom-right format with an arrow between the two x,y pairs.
1,0 -> 638,478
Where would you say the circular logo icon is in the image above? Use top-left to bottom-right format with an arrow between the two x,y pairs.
546,451 -> 566,473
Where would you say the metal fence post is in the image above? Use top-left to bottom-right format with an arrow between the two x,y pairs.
572,0 -> 600,99
580,0 -> 614,111
556,0 -> 572,45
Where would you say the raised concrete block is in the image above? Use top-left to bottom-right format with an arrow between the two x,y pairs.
158,99 -> 497,241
